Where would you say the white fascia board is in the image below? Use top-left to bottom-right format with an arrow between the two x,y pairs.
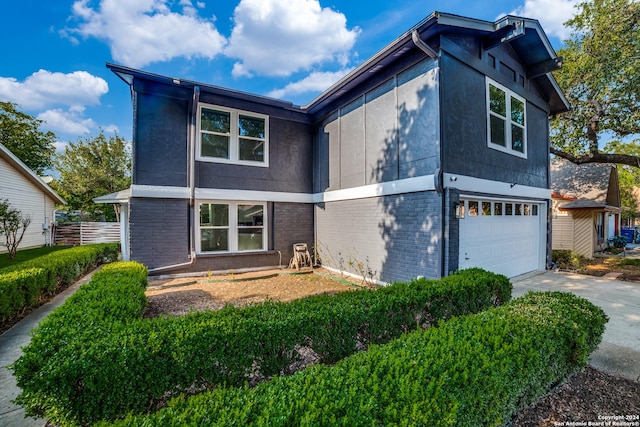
196,188 -> 313,203
444,173 -> 551,199
131,185 -> 191,199
139,175 -> 437,204
133,174 -> 546,204
314,175 -> 436,203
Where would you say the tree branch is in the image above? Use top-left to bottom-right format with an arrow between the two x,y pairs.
551,147 -> 640,167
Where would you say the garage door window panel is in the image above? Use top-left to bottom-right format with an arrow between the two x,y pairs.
482,202 -> 492,216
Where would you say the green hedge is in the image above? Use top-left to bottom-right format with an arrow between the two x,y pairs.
105,291 -> 608,427
11,267 -> 510,426
0,243 -> 119,320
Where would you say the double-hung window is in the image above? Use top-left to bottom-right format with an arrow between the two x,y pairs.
486,78 -> 526,157
198,104 -> 268,166
199,201 -> 266,253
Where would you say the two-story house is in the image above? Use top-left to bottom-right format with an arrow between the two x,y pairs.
103,11 -> 569,283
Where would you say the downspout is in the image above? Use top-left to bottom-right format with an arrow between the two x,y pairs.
412,29 -> 448,277
148,85 -> 200,274
411,30 -> 438,59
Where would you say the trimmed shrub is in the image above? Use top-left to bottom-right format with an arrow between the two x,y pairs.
12,261 -> 148,421
104,291 -> 607,427
0,243 -> 119,320
12,268 -> 510,426
551,249 -> 585,270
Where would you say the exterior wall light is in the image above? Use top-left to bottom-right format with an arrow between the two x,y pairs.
455,202 -> 465,219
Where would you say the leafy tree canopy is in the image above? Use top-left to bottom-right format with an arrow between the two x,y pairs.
52,132 -> 131,222
551,0 -> 640,167
605,140 -> 640,220
0,101 -> 56,174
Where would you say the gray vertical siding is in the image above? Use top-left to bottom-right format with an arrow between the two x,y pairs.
315,191 -> 442,283
129,198 -> 190,270
314,58 -> 440,192
365,78 -> 398,184
397,60 -> 440,179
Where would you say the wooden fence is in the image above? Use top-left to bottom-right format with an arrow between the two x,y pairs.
53,222 -> 120,246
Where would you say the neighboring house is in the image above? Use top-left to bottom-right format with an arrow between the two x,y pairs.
550,158 -> 621,258
0,143 -> 65,252
103,11 -> 569,282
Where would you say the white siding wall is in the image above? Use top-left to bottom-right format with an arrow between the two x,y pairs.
0,157 -> 56,252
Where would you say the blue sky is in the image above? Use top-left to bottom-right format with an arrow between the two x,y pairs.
0,0 -> 579,152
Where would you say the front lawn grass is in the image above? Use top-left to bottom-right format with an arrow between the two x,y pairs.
0,245 -> 71,270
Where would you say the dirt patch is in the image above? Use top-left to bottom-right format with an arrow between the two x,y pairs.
145,268 -> 640,425
582,256 -> 640,282
144,268 -> 363,318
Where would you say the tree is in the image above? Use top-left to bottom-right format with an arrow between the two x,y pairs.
550,0 -> 640,167
604,140 -> 640,223
52,132 -> 131,222
0,101 -> 56,174
0,199 -> 31,259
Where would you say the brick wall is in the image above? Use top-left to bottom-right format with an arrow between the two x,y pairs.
129,198 -> 190,270
315,191 -> 443,283
273,202 -> 314,263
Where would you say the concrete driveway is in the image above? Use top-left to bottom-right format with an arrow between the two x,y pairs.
512,270 -> 640,381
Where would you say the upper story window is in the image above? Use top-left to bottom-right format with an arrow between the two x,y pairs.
486,79 -> 526,158
198,104 -> 268,166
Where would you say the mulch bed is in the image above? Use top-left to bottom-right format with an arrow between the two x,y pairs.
510,366 -> 640,426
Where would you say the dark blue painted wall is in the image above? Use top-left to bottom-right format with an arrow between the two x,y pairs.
132,79 -> 313,193
133,88 -> 189,187
440,36 -> 551,188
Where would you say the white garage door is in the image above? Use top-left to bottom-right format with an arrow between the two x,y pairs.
458,199 -> 544,278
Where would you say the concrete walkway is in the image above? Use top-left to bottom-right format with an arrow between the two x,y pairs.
512,270 -> 640,382
0,268 -> 100,427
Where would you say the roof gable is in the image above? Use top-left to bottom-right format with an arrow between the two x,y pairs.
107,11 -> 569,119
550,158 -> 620,207
0,143 -> 65,205
304,12 -> 569,116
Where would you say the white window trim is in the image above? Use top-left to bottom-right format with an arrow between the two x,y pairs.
486,78 -> 527,159
197,200 -> 268,254
197,103 -> 269,167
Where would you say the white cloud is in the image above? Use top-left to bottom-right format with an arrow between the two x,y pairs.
511,0 -> 579,41
226,0 -> 360,77
54,140 -> 70,153
66,0 -> 227,68
0,70 -> 108,110
37,108 -> 96,136
267,68 -> 353,100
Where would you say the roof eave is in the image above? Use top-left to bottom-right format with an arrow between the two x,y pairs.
93,188 -> 131,205
106,62 -> 303,112
303,12 -> 569,116
0,143 -> 65,205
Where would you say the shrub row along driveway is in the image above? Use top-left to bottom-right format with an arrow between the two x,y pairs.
512,270 -> 640,381
1,268 -> 638,426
